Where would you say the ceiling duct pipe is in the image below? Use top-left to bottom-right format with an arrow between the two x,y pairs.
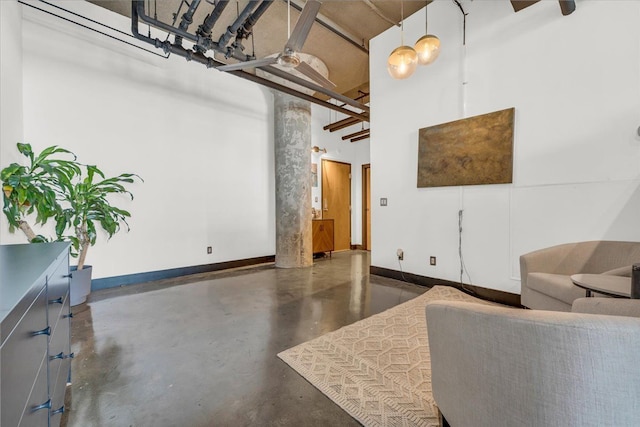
131,0 -> 369,122
135,0 -> 197,43
218,0 -> 261,57
233,0 -> 274,52
133,0 -> 250,62
131,1 -> 369,122
195,0 -> 230,52
174,0 -> 202,46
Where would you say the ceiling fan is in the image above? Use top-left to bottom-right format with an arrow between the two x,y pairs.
217,0 -> 336,90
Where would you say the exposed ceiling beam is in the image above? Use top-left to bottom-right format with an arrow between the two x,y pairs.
559,0 -> 576,16
323,116 -> 361,132
342,128 -> 369,140
350,133 -> 370,143
510,0 -> 540,13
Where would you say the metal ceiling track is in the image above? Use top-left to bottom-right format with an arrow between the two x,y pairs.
131,0 -> 369,122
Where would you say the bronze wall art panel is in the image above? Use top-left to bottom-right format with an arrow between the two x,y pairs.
417,108 -> 515,188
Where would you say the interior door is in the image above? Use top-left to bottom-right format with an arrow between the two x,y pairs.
322,159 -> 351,251
363,164 -> 371,251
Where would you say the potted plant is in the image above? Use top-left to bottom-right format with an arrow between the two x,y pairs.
1,143 -> 79,241
2,143 -> 141,305
55,164 -> 141,304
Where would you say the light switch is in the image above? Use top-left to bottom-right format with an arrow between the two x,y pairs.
380,198 -> 388,206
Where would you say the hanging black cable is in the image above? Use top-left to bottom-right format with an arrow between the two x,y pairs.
452,0 -> 467,45
22,0 -> 169,58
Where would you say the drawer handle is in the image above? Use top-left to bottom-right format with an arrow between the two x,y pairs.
49,297 -> 64,305
51,405 -> 65,415
32,399 -> 51,412
64,312 -> 74,319
50,352 -> 75,361
32,326 -> 51,337
50,352 -> 64,361
63,273 -> 73,278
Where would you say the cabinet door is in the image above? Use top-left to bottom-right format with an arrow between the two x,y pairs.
312,220 -> 335,253
0,286 -> 48,427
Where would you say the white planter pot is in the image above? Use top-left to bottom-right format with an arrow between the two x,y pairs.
70,265 -> 92,306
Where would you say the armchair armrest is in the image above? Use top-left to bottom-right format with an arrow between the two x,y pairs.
520,242 -> 581,286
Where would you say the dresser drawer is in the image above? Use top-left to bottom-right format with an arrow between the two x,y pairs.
18,353 -> 50,427
47,254 -> 70,323
0,286 -> 48,427
49,291 -> 71,425
49,353 -> 71,426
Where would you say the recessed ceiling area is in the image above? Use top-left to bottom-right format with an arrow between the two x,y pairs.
88,0 -> 428,101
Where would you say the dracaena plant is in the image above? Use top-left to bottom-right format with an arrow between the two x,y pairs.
1,143 -> 141,270
54,165 -> 141,270
1,143 -> 80,242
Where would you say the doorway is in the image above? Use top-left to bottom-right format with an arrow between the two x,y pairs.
362,164 -> 371,251
321,159 -> 351,251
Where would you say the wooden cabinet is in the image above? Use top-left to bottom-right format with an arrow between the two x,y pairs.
0,243 -> 72,427
312,219 -> 334,255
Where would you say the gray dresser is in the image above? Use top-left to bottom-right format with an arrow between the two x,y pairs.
0,242 -> 72,427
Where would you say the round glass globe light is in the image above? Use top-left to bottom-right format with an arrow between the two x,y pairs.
387,45 -> 418,79
414,34 -> 440,66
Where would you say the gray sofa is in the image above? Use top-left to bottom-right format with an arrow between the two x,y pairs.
520,240 -> 640,311
426,298 -> 640,427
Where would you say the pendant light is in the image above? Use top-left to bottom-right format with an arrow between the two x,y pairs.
387,1 -> 417,80
414,2 -> 440,66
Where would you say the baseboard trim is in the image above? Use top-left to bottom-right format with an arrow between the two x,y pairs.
370,265 -> 521,307
92,255 -> 275,291
350,244 -> 364,250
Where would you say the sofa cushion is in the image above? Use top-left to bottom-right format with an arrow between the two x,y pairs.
527,272 -> 587,305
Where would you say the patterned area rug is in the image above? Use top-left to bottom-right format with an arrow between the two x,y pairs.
277,285 -> 495,427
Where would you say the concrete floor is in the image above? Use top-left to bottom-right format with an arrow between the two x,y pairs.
63,251 -> 427,426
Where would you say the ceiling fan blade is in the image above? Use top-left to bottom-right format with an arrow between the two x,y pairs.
217,57 -> 278,72
295,61 -> 336,90
285,0 -> 321,53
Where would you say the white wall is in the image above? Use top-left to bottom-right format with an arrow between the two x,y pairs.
0,0 -> 24,241
7,1 -> 276,280
310,106 -> 370,246
370,0 -> 640,294
2,0 -> 365,280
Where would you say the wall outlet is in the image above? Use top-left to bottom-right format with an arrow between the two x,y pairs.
430,256 -> 436,266
397,248 -> 404,261
207,246 -> 212,254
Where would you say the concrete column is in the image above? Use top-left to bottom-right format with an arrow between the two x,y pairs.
274,92 -> 312,268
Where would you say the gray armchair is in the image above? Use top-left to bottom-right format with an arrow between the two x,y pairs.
425,299 -> 640,427
520,240 -> 640,311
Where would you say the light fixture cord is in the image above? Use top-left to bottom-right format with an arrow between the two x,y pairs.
287,0 -> 291,38
400,0 -> 405,45
425,0 -> 428,34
